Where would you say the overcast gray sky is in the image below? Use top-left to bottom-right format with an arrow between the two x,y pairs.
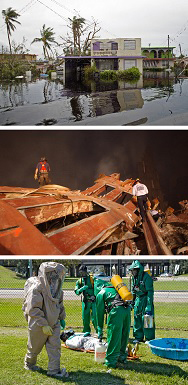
0,0 -> 188,58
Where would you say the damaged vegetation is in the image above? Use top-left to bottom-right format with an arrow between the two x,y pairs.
0,174 -> 187,255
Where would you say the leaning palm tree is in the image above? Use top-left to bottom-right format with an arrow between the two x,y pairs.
31,24 -> 57,59
2,7 -> 21,54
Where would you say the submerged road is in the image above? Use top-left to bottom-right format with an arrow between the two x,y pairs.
0,289 -> 188,302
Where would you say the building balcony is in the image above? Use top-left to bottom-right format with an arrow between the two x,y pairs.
92,50 -> 118,56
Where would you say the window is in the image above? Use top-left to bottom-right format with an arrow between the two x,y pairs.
98,59 -> 115,70
93,42 -> 101,51
111,42 -> 118,50
124,59 -> 136,69
124,40 -> 136,50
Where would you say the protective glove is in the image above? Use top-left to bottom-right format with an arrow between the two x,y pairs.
79,285 -> 88,293
145,305 -> 152,314
60,319 -> 66,330
97,327 -> 103,341
34,174 -> 38,180
42,325 -> 53,336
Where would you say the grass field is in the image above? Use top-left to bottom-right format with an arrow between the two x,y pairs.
1,266 -> 188,291
0,328 -> 187,385
0,291 -> 188,384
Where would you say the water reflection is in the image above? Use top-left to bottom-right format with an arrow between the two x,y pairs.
70,96 -> 83,121
0,74 -> 187,126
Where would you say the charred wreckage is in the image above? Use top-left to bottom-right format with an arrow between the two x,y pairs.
0,173 -> 187,255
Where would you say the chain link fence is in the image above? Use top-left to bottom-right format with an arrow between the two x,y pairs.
0,261 -> 188,336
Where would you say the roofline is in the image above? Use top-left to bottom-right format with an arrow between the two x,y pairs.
142,47 -> 175,49
58,55 -> 145,59
143,57 -> 176,61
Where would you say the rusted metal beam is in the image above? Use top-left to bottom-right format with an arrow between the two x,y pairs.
104,187 -> 123,201
0,200 -> 62,255
143,211 -> 172,255
0,186 -> 35,199
81,182 -> 106,196
46,210 -> 124,255
82,174 -> 134,197
4,195 -> 98,225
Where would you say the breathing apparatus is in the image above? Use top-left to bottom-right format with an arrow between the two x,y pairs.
111,275 -> 133,301
93,273 -> 133,302
144,268 -> 152,276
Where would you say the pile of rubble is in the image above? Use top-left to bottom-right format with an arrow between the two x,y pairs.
0,174 -> 187,255
160,201 -> 188,255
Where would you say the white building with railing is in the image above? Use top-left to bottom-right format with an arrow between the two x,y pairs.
91,38 -> 144,73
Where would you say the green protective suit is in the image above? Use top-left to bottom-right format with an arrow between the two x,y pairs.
74,275 -> 97,333
130,260 -> 155,342
96,284 -> 131,368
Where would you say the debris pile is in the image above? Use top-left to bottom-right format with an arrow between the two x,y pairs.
0,174 -> 187,255
160,200 -> 188,255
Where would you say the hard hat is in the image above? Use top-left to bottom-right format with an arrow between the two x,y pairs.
40,156 -> 47,161
136,178 -> 140,182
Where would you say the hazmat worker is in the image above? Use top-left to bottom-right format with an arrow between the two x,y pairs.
34,156 -> 51,186
132,178 -> 149,221
22,261 -> 68,378
74,265 -> 97,334
94,274 -> 131,368
129,260 -> 155,343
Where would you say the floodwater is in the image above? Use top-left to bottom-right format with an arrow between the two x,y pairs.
0,72 -> 188,126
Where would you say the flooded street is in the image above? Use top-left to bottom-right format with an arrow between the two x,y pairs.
0,73 -> 188,126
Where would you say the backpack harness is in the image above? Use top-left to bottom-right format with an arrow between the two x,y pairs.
104,287 -> 130,314
40,161 -> 48,173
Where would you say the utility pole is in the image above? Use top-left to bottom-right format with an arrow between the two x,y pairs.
28,259 -> 33,277
168,34 -> 170,69
117,259 -> 123,277
179,43 -> 182,57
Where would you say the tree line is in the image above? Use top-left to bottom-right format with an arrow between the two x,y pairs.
1,7 -> 100,58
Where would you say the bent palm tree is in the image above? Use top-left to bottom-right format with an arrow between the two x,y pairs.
2,7 -> 21,54
31,24 -> 57,59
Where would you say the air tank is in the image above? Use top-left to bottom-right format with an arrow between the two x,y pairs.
111,275 -> 133,301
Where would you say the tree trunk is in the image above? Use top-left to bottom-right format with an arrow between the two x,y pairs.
7,28 -> 12,54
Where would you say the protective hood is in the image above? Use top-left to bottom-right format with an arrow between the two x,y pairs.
129,260 -> 145,283
93,274 -> 112,296
129,260 -> 144,273
38,262 -> 66,299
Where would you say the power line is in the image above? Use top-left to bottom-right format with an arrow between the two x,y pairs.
47,0 -> 80,17
36,0 -> 69,23
19,0 -> 36,14
48,0 -> 117,38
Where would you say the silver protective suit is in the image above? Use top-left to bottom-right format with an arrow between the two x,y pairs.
22,262 -> 66,375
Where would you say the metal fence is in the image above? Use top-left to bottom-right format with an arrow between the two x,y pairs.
0,273 -> 188,333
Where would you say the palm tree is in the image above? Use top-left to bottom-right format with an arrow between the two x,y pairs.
68,16 -> 85,55
31,24 -> 57,59
2,7 -> 21,54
